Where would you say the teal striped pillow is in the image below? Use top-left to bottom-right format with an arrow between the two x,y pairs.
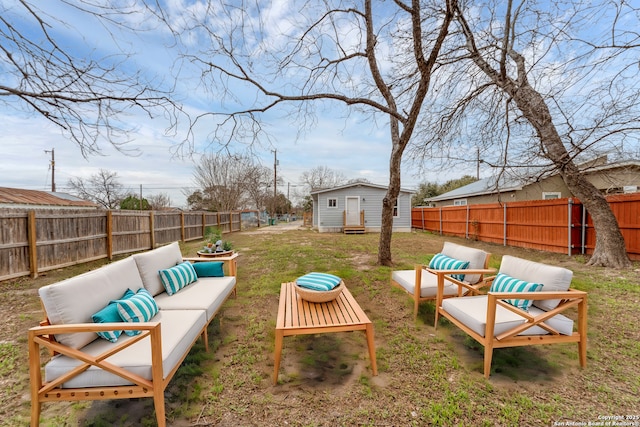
159,261 -> 198,296
428,253 -> 470,281
91,288 -> 135,342
116,288 -> 159,335
490,273 -> 543,311
296,272 -> 342,291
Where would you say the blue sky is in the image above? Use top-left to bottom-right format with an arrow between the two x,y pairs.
1,1 -> 446,208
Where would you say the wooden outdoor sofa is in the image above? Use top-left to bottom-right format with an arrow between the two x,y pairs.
435,255 -> 588,378
28,242 -> 238,426
391,242 -> 495,317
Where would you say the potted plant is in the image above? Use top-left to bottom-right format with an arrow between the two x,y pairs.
198,227 -> 233,256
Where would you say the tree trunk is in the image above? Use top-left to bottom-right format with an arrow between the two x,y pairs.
456,4 -> 632,268
511,86 -> 632,268
378,145 -> 403,266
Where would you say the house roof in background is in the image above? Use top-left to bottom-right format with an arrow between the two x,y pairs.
425,176 -> 524,202
425,160 -> 640,202
0,187 -> 98,208
311,182 -> 415,195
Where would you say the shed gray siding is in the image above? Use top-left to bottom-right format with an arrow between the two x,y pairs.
313,184 -> 413,233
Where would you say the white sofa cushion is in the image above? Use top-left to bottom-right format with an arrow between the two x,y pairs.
441,242 -> 489,284
153,276 -> 236,321
133,242 -> 184,296
44,309 -> 207,388
39,257 -> 145,350
442,295 -> 574,337
499,255 -> 573,311
392,269 -> 468,298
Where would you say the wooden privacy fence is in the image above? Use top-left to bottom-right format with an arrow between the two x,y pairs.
0,209 -> 256,281
412,193 -> 640,261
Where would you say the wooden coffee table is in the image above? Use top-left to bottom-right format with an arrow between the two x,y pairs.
273,281 -> 378,384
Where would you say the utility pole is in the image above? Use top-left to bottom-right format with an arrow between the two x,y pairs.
44,148 -> 56,192
272,149 -> 277,200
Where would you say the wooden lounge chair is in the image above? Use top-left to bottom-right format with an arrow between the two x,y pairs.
391,242 -> 494,317
435,255 -> 588,378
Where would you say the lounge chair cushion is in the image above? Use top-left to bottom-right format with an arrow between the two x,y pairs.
392,269 -> 468,298
489,273 -> 543,311
134,242 -> 184,296
429,253 -> 470,281
498,255 -> 573,311
441,242 -> 489,284
158,261 -> 198,296
442,295 -> 574,337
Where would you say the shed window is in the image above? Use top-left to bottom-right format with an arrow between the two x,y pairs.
542,192 -> 561,200
393,199 -> 399,217
454,199 -> 467,206
327,198 -> 337,208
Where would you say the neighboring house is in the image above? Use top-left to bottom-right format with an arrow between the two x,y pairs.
0,187 -> 98,210
424,160 -> 640,207
311,182 -> 414,233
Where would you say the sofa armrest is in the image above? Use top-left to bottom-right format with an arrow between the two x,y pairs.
183,252 -> 239,277
29,322 -> 163,392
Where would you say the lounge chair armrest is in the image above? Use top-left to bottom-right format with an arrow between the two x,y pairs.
424,267 -> 496,276
488,288 -> 587,301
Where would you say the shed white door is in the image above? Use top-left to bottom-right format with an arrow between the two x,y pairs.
345,196 -> 360,225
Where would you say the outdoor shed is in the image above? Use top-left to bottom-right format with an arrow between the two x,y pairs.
311,182 -> 414,233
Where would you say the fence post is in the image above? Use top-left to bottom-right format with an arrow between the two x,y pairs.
180,212 -> 185,242
421,207 -> 425,230
466,205 -> 470,239
581,204 -> 587,255
439,208 -> 443,235
106,210 -> 113,260
28,210 -> 38,278
149,211 -> 155,249
503,203 -> 507,246
568,198 -> 573,256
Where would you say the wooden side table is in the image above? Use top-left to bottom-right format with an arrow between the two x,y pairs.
273,281 -> 377,385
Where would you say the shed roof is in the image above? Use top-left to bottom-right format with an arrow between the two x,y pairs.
311,182 -> 415,195
0,187 -> 98,208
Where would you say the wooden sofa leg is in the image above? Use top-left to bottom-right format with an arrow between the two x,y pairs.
154,393 -> 166,427
202,326 -> 209,352
31,402 -> 41,427
483,344 -> 494,379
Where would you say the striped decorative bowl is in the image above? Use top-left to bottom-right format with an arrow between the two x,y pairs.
294,281 -> 345,303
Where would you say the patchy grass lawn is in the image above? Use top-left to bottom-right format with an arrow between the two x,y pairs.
2,227 -> 639,426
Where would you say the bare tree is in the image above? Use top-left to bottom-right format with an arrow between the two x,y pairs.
141,0 -> 455,265
0,1 -> 180,155
67,169 -> 125,209
147,193 -> 173,210
429,0 -> 635,268
243,164 -> 273,214
191,153 -> 256,212
300,166 -> 347,192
